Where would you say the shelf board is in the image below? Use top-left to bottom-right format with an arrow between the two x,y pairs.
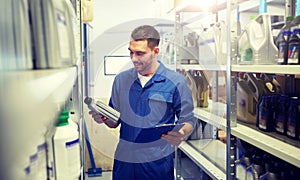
173,1 -> 225,13
177,64 -> 226,71
176,64 -> 300,74
180,140 -> 226,180
1,67 -> 78,170
1,66 -> 77,105
194,106 -> 227,129
231,123 -> 300,168
231,65 -> 300,75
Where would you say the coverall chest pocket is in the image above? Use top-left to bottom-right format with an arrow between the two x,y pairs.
148,92 -> 173,119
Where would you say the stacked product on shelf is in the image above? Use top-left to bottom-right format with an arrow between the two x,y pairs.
198,21 -> 228,66
0,0 -> 32,71
29,0 -> 78,69
236,142 -> 300,180
237,73 -> 278,124
180,32 -> 199,64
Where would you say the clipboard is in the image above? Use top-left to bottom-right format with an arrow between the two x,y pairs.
135,123 -> 184,143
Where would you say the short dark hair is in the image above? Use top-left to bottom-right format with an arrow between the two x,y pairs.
131,25 -> 160,50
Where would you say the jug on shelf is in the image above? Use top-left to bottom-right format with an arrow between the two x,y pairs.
237,73 -> 275,124
238,13 -> 278,65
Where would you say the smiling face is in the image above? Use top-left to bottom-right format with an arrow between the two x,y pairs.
128,39 -> 160,76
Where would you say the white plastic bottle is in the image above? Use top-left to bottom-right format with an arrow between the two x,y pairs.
46,126 -> 56,180
28,144 -> 38,179
36,127 -> 47,180
61,110 -> 78,131
53,114 -> 81,180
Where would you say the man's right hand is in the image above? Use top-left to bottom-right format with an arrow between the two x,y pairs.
88,111 -> 119,128
89,111 -> 108,124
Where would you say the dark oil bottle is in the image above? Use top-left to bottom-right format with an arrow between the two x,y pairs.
286,97 -> 300,139
277,30 -> 291,64
275,95 -> 290,135
257,94 -> 274,132
287,28 -> 300,65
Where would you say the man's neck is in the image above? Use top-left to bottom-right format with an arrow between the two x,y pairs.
141,61 -> 160,77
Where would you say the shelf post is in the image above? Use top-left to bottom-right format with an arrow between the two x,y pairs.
226,0 -> 238,179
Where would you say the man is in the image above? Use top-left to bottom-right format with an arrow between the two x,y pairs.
89,25 -> 195,180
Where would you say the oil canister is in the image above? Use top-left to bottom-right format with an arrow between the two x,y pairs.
238,13 -> 278,65
237,73 -> 267,124
193,70 -> 209,107
183,71 -> 198,108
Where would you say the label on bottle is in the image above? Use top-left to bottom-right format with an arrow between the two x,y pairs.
288,43 -> 300,64
287,119 -> 296,138
275,115 -> 285,133
278,43 -> 286,63
258,109 -> 267,130
65,139 -> 80,176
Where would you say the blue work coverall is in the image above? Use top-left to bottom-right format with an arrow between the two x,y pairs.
108,61 -> 195,180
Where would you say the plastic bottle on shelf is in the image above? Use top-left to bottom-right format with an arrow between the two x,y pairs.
53,114 -> 81,180
286,97 -> 300,139
287,0 -> 300,31
237,73 -> 259,124
238,14 -> 278,65
14,154 -> 30,180
198,24 -> 217,65
235,153 -> 252,180
246,152 -> 265,180
28,144 -> 38,179
217,21 -> 227,65
274,16 -> 294,46
259,159 -> 281,180
274,95 -> 290,135
36,126 -> 47,180
45,125 -> 56,180
287,28 -> 300,65
231,5 -> 241,65
238,29 -> 253,64
61,109 -> 78,131
277,30 -> 291,64
257,94 -> 275,132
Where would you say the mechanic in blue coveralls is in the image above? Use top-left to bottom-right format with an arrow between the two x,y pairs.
89,25 -> 195,180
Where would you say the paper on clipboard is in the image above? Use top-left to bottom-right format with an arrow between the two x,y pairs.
135,123 -> 184,143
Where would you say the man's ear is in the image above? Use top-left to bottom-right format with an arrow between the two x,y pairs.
153,47 -> 160,54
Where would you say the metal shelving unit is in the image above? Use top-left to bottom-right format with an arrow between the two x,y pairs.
232,65 -> 300,74
231,123 -> 300,168
172,0 -> 300,179
179,140 -> 226,180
